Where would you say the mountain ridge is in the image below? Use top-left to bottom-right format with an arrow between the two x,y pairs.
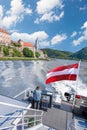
42,47 -> 87,60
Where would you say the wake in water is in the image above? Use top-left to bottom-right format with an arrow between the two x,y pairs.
0,59 -> 87,99
45,59 -> 87,99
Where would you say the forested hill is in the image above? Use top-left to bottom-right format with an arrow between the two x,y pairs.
42,48 -> 72,59
42,47 -> 87,60
69,47 -> 87,60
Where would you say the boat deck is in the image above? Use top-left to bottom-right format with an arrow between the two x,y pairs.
0,94 -> 87,130
42,101 -> 73,130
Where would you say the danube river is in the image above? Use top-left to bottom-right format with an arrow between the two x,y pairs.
0,59 -> 87,99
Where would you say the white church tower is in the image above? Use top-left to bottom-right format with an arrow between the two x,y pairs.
35,38 -> 39,51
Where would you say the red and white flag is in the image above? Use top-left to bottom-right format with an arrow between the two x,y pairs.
46,63 -> 79,84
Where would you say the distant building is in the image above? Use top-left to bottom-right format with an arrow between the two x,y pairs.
38,50 -> 44,58
18,39 -> 35,51
0,28 -> 11,45
38,49 -> 47,58
34,38 -> 45,58
34,38 -> 39,51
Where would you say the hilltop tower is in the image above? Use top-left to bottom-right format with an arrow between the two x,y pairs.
35,38 -> 39,51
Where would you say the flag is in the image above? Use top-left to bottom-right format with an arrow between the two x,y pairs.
46,63 -> 79,84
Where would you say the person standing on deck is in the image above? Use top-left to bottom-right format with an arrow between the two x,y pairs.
32,86 -> 42,109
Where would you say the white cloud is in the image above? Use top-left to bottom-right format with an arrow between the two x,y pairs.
51,34 -> 67,45
81,21 -> 87,29
80,6 -> 87,11
71,31 -> 77,38
35,11 -> 64,23
40,41 -> 50,47
11,31 -> 67,48
73,21 -> 87,46
36,0 -> 63,14
25,8 -> 32,15
0,5 -> 3,19
31,31 -> 48,41
83,29 -> 87,37
7,0 -> 25,15
2,16 -> 18,28
0,0 -> 32,28
35,0 -> 64,23
73,36 -> 86,46
9,29 -> 19,33
11,31 -> 48,43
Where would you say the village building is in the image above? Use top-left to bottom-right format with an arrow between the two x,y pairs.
38,50 -> 45,58
18,39 -> 35,52
18,39 -> 45,58
0,27 -> 45,58
0,28 -> 11,45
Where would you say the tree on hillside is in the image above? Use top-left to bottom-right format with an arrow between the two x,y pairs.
12,42 -> 21,47
35,52 -> 40,58
23,48 -> 34,57
12,48 -> 22,57
3,46 -> 9,56
0,45 -> 2,52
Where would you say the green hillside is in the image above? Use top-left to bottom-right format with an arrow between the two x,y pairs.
42,47 -> 87,60
69,47 -> 87,60
42,48 -> 72,59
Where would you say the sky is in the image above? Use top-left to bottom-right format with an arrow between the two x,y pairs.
0,0 -> 87,52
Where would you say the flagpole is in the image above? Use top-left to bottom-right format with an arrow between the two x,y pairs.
72,60 -> 81,115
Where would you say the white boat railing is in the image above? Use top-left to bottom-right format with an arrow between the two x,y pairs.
14,87 -> 33,99
0,102 -> 43,130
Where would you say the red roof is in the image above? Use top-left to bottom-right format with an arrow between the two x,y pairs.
23,42 -> 34,48
0,28 -> 9,34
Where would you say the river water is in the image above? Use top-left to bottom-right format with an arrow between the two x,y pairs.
0,59 -> 87,99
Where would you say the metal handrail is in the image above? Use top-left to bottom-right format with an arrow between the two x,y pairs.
14,87 -> 33,99
0,101 -> 43,112
0,115 -> 43,130
0,119 -> 42,130
0,101 -> 43,130
0,114 -> 42,118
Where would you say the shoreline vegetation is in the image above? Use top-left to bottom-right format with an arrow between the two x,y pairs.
0,57 -> 87,62
0,57 -> 50,61
42,48 -> 87,62
0,46 -> 87,61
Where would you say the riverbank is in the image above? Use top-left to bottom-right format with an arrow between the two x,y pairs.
0,57 -> 86,62
0,57 -> 50,61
